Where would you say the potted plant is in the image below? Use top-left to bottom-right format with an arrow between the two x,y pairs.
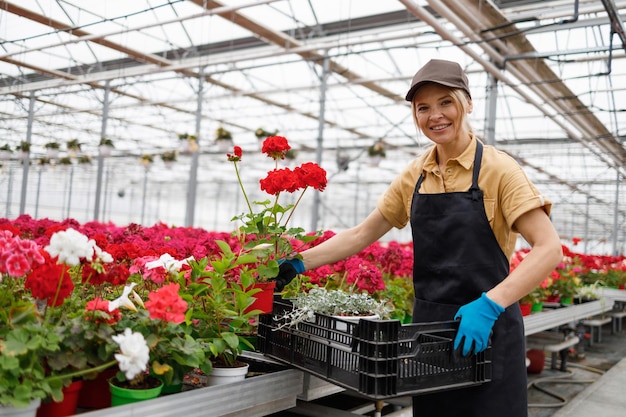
44,141 -> 61,158
99,138 -> 114,157
140,154 -> 154,168
367,141 -> 386,166
161,151 -> 177,168
66,139 -> 81,156
519,287 -> 545,316
178,133 -> 198,154
0,144 -> 12,160
254,128 -> 278,140
108,282 -> 209,399
77,155 -> 92,165
55,157 -> 73,170
227,136 -> 327,304
275,286 -> 391,330
38,157 -> 51,168
16,141 -> 31,160
214,127 -> 233,152
183,241 -> 264,385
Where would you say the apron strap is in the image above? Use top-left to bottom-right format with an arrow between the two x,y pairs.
470,141 -> 484,200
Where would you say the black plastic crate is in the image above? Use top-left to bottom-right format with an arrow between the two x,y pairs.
258,298 -> 492,399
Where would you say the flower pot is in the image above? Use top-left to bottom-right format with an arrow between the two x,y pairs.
206,362 -> 249,386
108,377 -> 163,407
36,380 -> 82,417
0,399 -> 40,417
531,302 -> 543,313
519,302 -> 532,316
77,368 -> 117,409
560,297 -> 573,305
245,281 -> 276,314
216,139 -> 233,152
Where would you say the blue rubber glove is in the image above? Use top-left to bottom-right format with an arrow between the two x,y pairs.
274,258 -> 305,291
453,292 -> 504,356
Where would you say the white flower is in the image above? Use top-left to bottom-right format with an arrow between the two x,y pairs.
109,283 -> 139,312
45,228 -> 95,266
93,245 -> 113,263
145,253 -> 191,273
112,328 -> 150,380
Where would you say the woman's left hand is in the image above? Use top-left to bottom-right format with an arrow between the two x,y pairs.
453,292 -> 505,356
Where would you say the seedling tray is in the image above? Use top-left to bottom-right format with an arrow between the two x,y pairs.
258,298 -> 491,399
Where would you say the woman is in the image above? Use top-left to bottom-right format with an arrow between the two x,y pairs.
275,59 -> 562,417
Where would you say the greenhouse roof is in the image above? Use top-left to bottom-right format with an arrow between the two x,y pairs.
0,0 -> 624,254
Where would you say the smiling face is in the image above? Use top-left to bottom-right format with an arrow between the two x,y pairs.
412,83 -> 473,150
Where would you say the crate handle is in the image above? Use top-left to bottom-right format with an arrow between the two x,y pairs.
350,321 -> 361,352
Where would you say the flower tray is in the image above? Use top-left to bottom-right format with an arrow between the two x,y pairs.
258,298 -> 492,399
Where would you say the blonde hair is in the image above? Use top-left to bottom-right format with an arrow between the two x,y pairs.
411,87 -> 473,135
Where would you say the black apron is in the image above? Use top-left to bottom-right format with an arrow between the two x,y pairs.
410,141 -> 527,417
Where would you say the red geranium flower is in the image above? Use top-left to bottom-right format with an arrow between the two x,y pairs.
25,259 -> 74,306
145,283 -> 187,324
261,135 -> 290,159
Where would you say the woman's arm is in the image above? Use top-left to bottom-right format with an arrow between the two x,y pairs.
486,207 -> 563,308
301,208 -> 393,270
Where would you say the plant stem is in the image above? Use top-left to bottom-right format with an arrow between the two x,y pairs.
233,162 -> 253,215
43,359 -> 118,382
282,187 -> 308,229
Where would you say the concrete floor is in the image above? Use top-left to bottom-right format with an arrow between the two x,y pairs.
527,321 -> 626,417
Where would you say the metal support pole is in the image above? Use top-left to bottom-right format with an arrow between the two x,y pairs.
612,170 -> 621,255
311,54 -> 329,231
484,71 -> 498,146
141,167 -> 149,225
66,165 -> 74,219
584,195 -> 590,254
19,92 -> 35,215
5,167 -> 13,217
185,69 -> 204,227
35,167 -> 43,218
94,81 -> 110,220
102,166 -> 111,220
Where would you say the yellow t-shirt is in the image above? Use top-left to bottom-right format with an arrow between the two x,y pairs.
377,138 -> 551,259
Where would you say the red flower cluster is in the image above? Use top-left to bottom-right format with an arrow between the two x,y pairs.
260,163 -> 327,195
261,135 -> 290,159
25,257 -> 73,307
227,146 -> 243,162
145,283 -> 187,324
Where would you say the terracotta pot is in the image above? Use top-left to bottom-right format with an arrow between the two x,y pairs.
36,380 -> 82,417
